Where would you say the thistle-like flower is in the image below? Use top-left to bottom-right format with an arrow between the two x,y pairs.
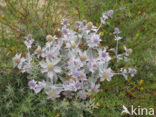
28,80 -> 36,89
79,50 -> 88,62
61,19 -> 69,26
100,10 -> 113,24
88,58 -> 99,73
106,10 -> 114,17
129,68 -> 137,77
46,35 -> 53,42
98,48 -> 111,63
34,45 -> 42,58
40,58 -> 61,80
99,67 -> 114,81
113,28 -> 120,35
42,47 -> 59,59
87,33 -> 101,48
12,54 -> 25,69
46,90 -> 61,100
28,80 -> 46,94
124,46 -> 133,56
88,83 -> 100,94
24,34 -> 34,49
79,91 -> 87,100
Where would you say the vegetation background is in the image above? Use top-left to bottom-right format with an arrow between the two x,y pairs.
0,0 -> 156,117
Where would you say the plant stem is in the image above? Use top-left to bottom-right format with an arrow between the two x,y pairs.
96,23 -> 102,33
116,39 -> 118,59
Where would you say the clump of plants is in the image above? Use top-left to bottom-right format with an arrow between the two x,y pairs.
13,10 -> 136,116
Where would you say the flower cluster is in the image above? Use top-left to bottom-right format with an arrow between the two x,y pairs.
13,10 -> 136,100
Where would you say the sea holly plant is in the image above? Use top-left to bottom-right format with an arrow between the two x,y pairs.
12,10 -> 136,114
